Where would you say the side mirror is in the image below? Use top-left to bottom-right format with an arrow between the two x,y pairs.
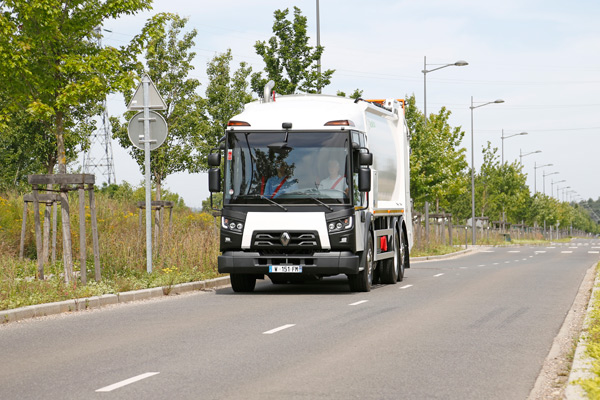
208,168 -> 221,192
359,152 -> 373,166
208,153 -> 221,167
358,167 -> 371,192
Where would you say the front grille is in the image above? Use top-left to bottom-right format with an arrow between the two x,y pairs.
252,231 -> 320,250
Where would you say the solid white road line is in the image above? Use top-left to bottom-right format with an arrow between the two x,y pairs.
96,372 -> 160,393
400,285 -> 413,289
349,300 -> 369,306
263,324 -> 296,334
433,273 -> 444,277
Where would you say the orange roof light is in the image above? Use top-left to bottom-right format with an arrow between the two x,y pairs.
325,120 -> 355,127
227,120 -> 251,127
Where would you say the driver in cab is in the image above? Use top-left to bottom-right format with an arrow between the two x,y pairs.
264,161 -> 297,198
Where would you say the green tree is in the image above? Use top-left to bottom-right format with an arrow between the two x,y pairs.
475,142 -> 529,223
251,7 -> 334,96
0,0 -> 152,175
337,89 -> 363,100
404,95 -> 468,214
197,49 -> 253,170
112,14 -> 204,201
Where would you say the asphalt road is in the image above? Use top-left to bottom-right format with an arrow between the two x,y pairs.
1,239 -> 599,399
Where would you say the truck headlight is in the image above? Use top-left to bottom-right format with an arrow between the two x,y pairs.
327,217 -> 353,233
222,217 -> 244,233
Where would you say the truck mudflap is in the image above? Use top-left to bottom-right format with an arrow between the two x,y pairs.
218,251 -> 360,275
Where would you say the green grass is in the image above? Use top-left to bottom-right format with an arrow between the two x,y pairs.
576,263 -> 600,397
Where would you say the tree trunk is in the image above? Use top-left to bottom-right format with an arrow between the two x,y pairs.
55,111 -> 66,174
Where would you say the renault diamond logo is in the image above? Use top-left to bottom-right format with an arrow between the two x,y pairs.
280,232 -> 291,246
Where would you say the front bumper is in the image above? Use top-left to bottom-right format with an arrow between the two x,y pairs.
218,251 -> 360,275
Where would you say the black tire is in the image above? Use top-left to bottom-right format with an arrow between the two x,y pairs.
349,231 -> 374,292
381,229 -> 399,284
397,227 -> 407,282
230,273 -> 256,292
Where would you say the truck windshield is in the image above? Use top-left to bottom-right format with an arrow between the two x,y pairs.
224,131 -> 352,206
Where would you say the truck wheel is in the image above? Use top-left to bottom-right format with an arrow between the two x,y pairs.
349,231 -> 374,292
230,274 -> 256,293
396,227 -> 406,282
381,230 -> 399,284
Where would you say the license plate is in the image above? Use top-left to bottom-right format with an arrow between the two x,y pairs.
269,265 -> 302,273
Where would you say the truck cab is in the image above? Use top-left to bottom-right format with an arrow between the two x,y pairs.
208,94 -> 412,292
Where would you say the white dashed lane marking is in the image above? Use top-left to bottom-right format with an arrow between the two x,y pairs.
349,300 -> 368,306
96,372 -> 160,393
433,273 -> 444,277
263,324 -> 296,334
400,285 -> 413,289
561,251 -> 573,254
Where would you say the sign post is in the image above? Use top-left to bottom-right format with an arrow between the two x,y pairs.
127,74 -> 167,273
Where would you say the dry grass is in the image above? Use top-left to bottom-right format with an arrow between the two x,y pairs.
0,191 -> 221,311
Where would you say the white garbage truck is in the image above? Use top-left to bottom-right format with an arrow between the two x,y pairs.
207,93 -> 413,292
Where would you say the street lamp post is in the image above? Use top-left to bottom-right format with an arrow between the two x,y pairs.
422,57 -> 468,125
552,180 -> 566,199
560,186 -> 571,202
519,149 -> 542,165
542,171 -> 558,195
533,162 -> 553,193
470,96 -> 504,245
501,130 -> 528,164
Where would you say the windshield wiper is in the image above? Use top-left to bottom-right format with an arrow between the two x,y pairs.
238,194 -> 288,211
305,194 -> 333,211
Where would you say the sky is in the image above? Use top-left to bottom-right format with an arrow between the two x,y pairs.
87,0 -> 600,208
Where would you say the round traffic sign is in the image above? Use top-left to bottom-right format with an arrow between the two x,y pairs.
127,111 -> 168,151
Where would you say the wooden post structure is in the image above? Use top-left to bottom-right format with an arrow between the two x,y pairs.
424,202 -> 430,245
32,187 -> 43,279
27,174 -> 99,283
78,185 -> 87,284
88,184 -> 101,282
59,188 -> 73,282
21,193 -> 60,266
42,200 -> 51,265
137,200 -> 174,256
51,203 -> 57,263
19,202 -> 28,259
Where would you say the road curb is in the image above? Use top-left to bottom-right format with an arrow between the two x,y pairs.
565,264 -> 600,399
410,247 -> 479,262
0,276 -> 231,324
